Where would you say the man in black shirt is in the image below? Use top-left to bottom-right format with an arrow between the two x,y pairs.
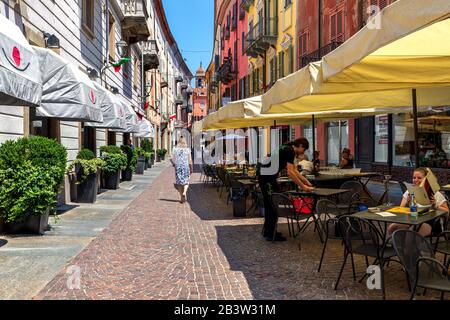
257,137 -> 314,241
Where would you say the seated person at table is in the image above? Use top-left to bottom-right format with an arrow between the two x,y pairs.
313,151 -> 321,172
387,167 -> 449,237
339,148 -> 354,169
257,138 -> 314,242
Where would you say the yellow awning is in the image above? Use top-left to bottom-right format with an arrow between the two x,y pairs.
261,0 -> 450,114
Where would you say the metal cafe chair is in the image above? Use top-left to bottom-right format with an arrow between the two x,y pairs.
316,200 -> 358,275
337,181 -> 366,214
392,229 -> 450,300
335,216 -> 398,299
270,193 -> 317,250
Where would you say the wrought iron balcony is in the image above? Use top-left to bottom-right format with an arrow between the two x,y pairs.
240,0 -> 254,12
180,83 -> 188,91
244,17 -> 278,57
174,95 -> 184,105
239,7 -> 246,20
141,40 -> 159,71
224,27 -> 230,40
298,41 -> 343,69
217,57 -> 237,85
120,0 -> 150,44
161,77 -> 168,88
175,76 -> 183,83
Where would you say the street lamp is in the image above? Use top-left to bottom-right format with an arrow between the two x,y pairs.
116,41 -> 128,58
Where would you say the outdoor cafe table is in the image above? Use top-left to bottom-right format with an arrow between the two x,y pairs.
285,188 -> 351,242
353,207 -> 448,244
237,179 -> 259,215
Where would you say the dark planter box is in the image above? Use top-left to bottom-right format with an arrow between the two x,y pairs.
231,188 -> 247,217
156,155 -> 161,162
122,168 -> 133,181
161,155 -> 165,161
136,155 -> 146,174
0,210 -> 50,235
74,164 -> 98,203
103,170 -> 120,189
144,159 -> 149,170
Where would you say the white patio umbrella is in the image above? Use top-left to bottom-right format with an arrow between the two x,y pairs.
0,15 -> 42,106
134,118 -> 155,138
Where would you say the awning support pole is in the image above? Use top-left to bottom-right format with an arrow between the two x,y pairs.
312,115 -> 316,159
412,89 -> 419,169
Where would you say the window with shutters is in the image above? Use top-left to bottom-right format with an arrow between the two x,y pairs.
269,58 -> 275,84
234,40 -> 238,72
108,13 -> 116,60
367,0 -> 391,20
330,6 -> 344,43
81,0 -> 95,38
288,46 -> 293,74
242,32 -> 245,55
232,3 -> 238,30
278,51 -> 284,78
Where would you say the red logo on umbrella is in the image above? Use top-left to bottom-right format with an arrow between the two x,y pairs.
89,90 -> 95,104
12,47 -> 21,67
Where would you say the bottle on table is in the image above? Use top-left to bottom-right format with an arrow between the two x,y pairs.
410,192 -> 418,218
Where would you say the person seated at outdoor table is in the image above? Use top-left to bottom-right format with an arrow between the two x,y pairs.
257,137 -> 314,242
313,151 -> 321,172
338,148 -> 354,169
387,167 -> 449,237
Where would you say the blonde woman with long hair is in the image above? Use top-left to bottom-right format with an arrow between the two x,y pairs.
171,136 -> 193,203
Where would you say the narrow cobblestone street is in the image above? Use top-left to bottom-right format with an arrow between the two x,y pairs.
31,166 -> 446,300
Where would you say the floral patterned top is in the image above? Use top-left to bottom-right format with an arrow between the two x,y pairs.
172,147 -> 191,185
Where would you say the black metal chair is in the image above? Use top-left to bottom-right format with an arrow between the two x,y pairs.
317,200 -> 358,277
335,216 -> 397,299
270,193 -> 318,250
392,229 -> 450,300
337,181 -> 367,214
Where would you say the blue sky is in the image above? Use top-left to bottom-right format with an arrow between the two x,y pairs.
162,0 -> 214,77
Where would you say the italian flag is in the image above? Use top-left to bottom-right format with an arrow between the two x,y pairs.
169,113 -> 177,120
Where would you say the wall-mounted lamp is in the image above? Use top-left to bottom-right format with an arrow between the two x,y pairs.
87,67 -> 99,79
116,40 -> 128,58
43,32 -> 60,49
110,86 -> 119,94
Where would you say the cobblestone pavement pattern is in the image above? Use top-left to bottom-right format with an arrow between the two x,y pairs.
34,167 -> 447,300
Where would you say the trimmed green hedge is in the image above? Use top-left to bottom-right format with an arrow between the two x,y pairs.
0,136 -> 67,223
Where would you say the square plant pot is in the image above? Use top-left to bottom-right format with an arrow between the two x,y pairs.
74,164 -> 98,203
0,209 -> 50,235
121,168 -> 133,181
103,170 -> 120,190
136,155 -> 146,174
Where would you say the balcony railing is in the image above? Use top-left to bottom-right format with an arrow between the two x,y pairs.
225,27 -> 230,40
174,95 -> 184,105
244,17 -> 278,57
120,0 -> 150,43
240,0 -> 254,12
239,7 -> 246,20
141,40 -> 159,71
298,41 -> 343,69
217,57 -> 237,85
175,76 -> 183,83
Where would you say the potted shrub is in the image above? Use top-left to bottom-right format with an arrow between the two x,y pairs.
120,145 -> 137,181
99,145 -> 127,189
157,148 -> 167,161
150,152 -> 155,165
161,148 -> 167,160
144,152 -> 151,169
156,149 -> 162,162
67,149 -> 105,203
0,136 -> 67,234
135,147 -> 146,174
141,139 -> 154,168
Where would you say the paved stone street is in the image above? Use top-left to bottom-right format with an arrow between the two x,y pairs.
29,167 -> 446,300
0,161 -> 170,299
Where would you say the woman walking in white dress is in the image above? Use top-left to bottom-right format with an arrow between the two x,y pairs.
171,136 -> 193,203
